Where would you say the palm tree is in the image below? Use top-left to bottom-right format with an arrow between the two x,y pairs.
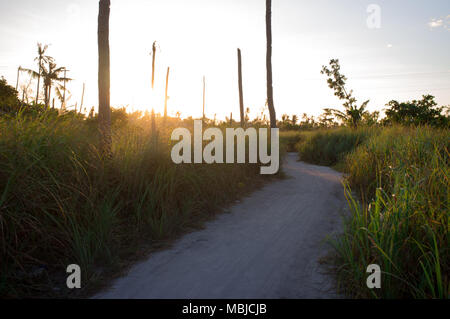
98,0 -> 112,157
265,0 -> 277,128
23,62 -> 71,109
322,103 -> 369,128
42,63 -> 71,108
34,43 -> 53,105
291,114 -> 298,125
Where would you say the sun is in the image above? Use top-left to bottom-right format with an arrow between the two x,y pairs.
108,65 -> 167,115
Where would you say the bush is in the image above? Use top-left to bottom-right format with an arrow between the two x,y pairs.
297,127 -> 374,166
384,95 -> 449,128
0,77 -> 20,114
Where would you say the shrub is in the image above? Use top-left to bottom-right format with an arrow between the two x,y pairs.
0,77 -> 20,114
297,127 -> 374,166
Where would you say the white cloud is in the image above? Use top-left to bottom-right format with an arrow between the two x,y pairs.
428,15 -> 450,30
428,18 -> 443,28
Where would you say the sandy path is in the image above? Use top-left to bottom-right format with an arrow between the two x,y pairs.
95,153 -> 346,299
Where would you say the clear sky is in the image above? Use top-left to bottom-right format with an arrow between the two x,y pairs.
0,0 -> 449,120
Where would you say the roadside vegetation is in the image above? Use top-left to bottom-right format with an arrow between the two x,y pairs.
277,58 -> 450,299
1,0 -> 284,298
0,75 -> 284,297
285,60 -> 449,299
295,126 -> 449,298
0,106 -> 283,298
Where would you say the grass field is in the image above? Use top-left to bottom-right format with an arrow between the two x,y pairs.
0,110 -> 281,298
2,111 -> 448,298
294,126 -> 449,298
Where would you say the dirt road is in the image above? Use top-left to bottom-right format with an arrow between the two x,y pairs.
95,153 -> 346,298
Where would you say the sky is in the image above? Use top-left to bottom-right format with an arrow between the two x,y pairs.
0,0 -> 449,120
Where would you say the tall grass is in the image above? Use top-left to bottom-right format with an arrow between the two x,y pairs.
0,111 -> 271,297
297,126 -> 449,298
279,131 -> 305,152
297,127 -> 373,166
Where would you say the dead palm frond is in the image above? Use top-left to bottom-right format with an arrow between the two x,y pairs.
55,85 -> 72,109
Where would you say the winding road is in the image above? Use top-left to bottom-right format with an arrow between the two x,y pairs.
95,153 -> 347,299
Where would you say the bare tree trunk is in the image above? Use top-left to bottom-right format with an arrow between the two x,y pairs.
164,67 -> 170,120
47,63 -> 52,109
16,66 -> 21,92
230,112 -> 233,126
151,108 -> 157,147
48,83 -> 52,108
62,69 -> 67,109
44,82 -> 49,108
98,0 -> 112,157
265,0 -> 277,128
35,57 -> 41,105
151,41 -> 156,90
237,49 -> 245,127
202,76 -> 206,123
151,109 -> 156,135
81,82 -> 85,110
